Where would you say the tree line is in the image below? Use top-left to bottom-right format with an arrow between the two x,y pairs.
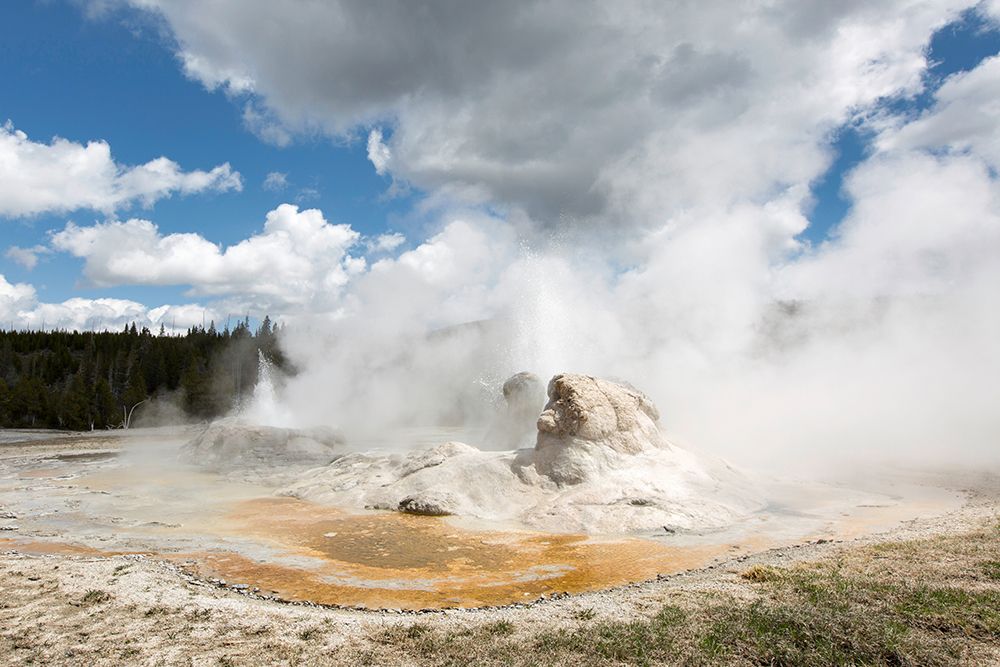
0,317 -> 285,431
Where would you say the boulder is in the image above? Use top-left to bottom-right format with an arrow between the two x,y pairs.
483,371 -> 547,450
502,372 -> 547,412
397,490 -> 461,516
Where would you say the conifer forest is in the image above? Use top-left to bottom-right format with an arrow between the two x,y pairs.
0,318 -> 284,430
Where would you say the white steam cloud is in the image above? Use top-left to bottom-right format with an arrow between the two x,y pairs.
80,1 -> 1000,470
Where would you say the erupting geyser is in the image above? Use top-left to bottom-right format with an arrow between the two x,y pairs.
180,352 -> 343,473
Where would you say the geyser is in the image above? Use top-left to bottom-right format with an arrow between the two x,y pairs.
281,372 -> 763,534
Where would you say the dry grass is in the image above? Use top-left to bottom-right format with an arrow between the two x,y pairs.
738,564 -> 783,582
79,589 -> 112,605
368,521 -> 1000,666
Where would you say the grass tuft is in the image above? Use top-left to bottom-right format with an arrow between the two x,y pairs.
81,589 -> 111,605
482,620 -> 515,637
739,564 -> 783,582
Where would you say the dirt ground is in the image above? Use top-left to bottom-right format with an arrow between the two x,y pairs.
1,431 -> 997,666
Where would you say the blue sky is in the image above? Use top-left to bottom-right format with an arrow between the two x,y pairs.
1,1 -> 998,330
803,6 -> 1000,245
0,1 -> 414,308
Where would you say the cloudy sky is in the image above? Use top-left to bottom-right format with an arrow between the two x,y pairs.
1,0 -> 999,337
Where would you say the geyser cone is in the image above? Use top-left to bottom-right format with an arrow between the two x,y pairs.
282,373 -> 764,534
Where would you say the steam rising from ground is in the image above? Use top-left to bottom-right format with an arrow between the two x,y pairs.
112,1 -> 1000,471
267,151 -> 1000,471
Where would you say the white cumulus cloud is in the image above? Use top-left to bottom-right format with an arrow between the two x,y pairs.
367,128 -> 391,175
49,204 -> 363,311
262,171 -> 289,191
0,273 -> 213,333
5,245 -> 49,270
54,1 -> 1000,467
0,121 -> 242,218
125,0 -> 971,231
879,54 -> 1000,169
367,232 -> 405,253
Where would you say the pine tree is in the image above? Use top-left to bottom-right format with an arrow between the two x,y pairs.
0,378 -> 9,424
11,376 -> 47,427
180,357 -> 209,418
62,372 -> 91,430
141,343 -> 167,394
123,364 -> 148,415
0,315 -> 282,429
93,377 -> 117,429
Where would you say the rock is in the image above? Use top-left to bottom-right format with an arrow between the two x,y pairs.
483,372 -> 547,450
534,374 -> 667,484
537,374 -> 662,449
398,491 -> 460,516
503,372 -> 546,405
180,418 -> 343,470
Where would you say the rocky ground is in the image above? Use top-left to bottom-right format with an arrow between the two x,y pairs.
1,462 -> 996,666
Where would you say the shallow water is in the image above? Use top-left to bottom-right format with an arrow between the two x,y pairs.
175,496 -> 741,608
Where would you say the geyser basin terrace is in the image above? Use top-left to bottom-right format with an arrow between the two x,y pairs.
0,375 -> 965,610
0,433 -> 963,610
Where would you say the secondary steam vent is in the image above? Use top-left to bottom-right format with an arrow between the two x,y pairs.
280,373 -> 765,534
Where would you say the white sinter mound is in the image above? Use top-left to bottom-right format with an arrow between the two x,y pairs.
181,418 -> 342,471
281,374 -> 764,534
